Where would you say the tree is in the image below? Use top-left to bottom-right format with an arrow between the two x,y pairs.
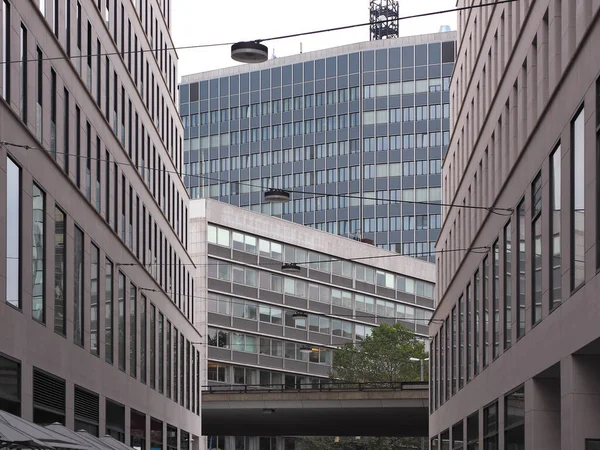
330,322 -> 429,384
295,323 -> 428,450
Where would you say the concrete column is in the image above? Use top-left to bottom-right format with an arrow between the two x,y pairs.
561,355 -> 600,450
525,377 -> 560,450
124,406 -> 131,446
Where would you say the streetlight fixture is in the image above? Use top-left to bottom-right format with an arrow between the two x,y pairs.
409,357 -> 430,381
282,262 -> 301,273
231,41 -> 269,64
264,188 -> 290,203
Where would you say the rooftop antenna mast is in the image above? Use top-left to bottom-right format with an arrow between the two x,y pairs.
369,0 -> 400,40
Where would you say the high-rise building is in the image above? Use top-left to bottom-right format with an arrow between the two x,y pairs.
430,1 -> 600,449
189,198 -> 436,448
0,0 -> 201,448
179,31 -> 456,262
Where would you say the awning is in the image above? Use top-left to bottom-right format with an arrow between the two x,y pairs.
45,424 -> 113,450
0,411 -> 86,450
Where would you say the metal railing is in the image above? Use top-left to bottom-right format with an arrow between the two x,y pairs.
202,380 -> 428,394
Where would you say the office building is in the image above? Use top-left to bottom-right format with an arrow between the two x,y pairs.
0,0 -> 202,448
189,198 -> 435,449
180,32 -> 456,262
430,1 -> 600,449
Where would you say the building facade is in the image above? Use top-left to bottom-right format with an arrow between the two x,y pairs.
180,32 -> 456,262
0,0 -> 203,449
189,198 -> 435,449
430,1 -> 600,449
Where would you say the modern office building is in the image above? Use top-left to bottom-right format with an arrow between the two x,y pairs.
180,31 -> 456,262
189,198 -> 436,448
430,1 -> 600,449
0,1 -> 203,449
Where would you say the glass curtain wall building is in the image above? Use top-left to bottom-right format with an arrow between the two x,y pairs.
180,32 -> 456,262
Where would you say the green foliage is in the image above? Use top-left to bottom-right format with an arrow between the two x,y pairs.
329,322 -> 429,384
294,323 -> 429,450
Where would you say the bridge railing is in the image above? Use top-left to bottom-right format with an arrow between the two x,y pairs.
202,380 -> 427,394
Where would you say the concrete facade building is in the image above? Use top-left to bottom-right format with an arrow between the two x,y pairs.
188,198 -> 435,449
180,32 -> 456,262
0,0 -> 202,449
430,1 -> 600,449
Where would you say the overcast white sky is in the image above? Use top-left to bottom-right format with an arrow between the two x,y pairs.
172,0 -> 457,78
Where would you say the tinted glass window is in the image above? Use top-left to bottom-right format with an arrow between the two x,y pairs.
200,80 -> 208,99
363,50 -> 374,71
293,63 -> 303,83
219,77 -> 229,96
389,48 -> 401,68
428,42 -> 441,64
282,65 -> 292,85
303,61 -> 314,81
240,73 -> 249,92
376,49 -> 387,70
415,44 -> 427,65
336,55 -> 348,75
250,71 -> 260,90
442,41 -> 455,63
180,84 -> 189,103
349,52 -> 360,74
402,46 -> 414,66
326,57 -> 336,77
230,75 -> 240,94
209,79 -> 218,98
189,82 -> 199,102
315,59 -> 325,79
261,69 -> 270,88
271,67 -> 281,87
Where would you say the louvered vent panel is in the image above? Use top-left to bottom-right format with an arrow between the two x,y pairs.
33,369 -> 65,413
74,387 -> 99,422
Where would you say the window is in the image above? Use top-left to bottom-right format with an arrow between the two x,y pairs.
492,241 -> 500,359
466,283 -> 472,381
31,184 -> 45,322
150,304 -> 156,388
140,295 -> 146,383
158,313 -> 163,392
483,256 -> 489,367
572,108 -> 585,290
466,412 -> 479,450
19,24 -> 27,122
90,244 -> 100,355
551,146 -> 561,308
6,157 -> 20,309
105,259 -> 114,364
2,0 -> 11,101
474,270 -> 480,375
532,173 -> 542,325
54,207 -> 66,334
74,226 -> 84,346
517,201 -> 526,338
505,386 -> 524,449
50,69 -> 56,157
130,284 -> 137,378
504,222 -> 512,350
483,402 -> 498,449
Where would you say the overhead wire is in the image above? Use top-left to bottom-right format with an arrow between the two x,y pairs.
0,0 -> 518,65
1,141 -> 512,214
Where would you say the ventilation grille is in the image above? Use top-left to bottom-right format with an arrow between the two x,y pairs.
74,386 -> 99,423
33,369 -> 65,413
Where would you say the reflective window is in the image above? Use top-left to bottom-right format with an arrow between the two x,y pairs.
504,222 -> 512,350
551,145 -> 561,308
54,206 -> 66,334
505,386 -> 524,449
517,201 -> 526,338
484,402 -> 499,450
105,259 -> 113,363
118,271 -> 126,370
6,157 -> 20,308
130,283 -> 137,377
74,226 -> 84,346
532,173 -> 542,325
32,183 -> 45,321
91,244 -> 100,355
572,108 -> 585,289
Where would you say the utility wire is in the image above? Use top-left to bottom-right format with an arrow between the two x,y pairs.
115,245 -> 489,268
2,141 -> 512,214
0,0 -> 518,65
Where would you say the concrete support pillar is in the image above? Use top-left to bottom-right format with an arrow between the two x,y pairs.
525,377 -> 560,450
561,355 -> 600,450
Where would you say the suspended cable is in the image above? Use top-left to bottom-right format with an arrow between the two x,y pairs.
0,0 -> 517,65
1,141 -> 513,215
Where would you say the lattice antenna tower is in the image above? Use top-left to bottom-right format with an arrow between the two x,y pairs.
369,0 -> 400,40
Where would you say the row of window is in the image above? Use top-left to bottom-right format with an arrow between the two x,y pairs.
207,225 -> 435,298
183,96 -> 449,128
207,362 -> 328,388
0,354 -> 196,445
208,291 -> 429,335
432,99 -> 594,408
207,328 -> 332,365
6,155 -> 198,413
431,385 -> 524,450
